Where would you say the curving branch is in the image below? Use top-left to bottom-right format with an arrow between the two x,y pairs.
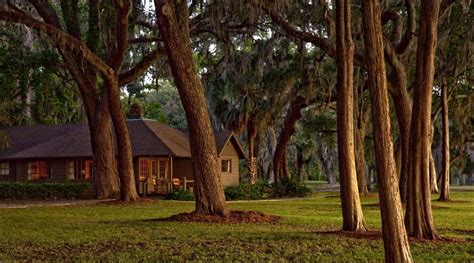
118,47 -> 166,86
249,0 -> 365,67
382,9 -> 402,45
109,0 -> 133,71
396,0 -> 415,54
0,9 -> 116,81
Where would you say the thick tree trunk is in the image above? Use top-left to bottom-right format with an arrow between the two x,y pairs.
439,83 -> 450,201
361,0 -> 413,261
273,96 -> 307,181
106,79 -> 139,201
335,0 -> 367,232
87,101 -> 121,199
391,88 -> 412,203
355,123 -> 369,195
405,0 -> 440,240
247,117 -> 258,184
155,0 -> 228,216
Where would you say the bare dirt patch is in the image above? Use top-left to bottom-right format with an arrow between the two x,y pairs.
162,210 -> 282,224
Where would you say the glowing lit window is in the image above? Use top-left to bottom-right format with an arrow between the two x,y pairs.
139,159 -> 148,181
28,161 -> 49,180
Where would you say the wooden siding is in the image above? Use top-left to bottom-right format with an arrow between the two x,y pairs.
172,140 -> 241,188
15,161 -> 27,181
51,160 -> 67,181
172,158 -> 193,181
219,142 -> 240,187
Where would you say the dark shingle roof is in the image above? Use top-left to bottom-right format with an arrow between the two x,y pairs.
0,119 -> 245,160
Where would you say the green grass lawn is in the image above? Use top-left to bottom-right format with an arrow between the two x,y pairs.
0,192 -> 473,262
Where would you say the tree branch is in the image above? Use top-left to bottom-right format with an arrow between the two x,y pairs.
109,0 -> 132,71
118,47 -> 166,86
0,10 -> 115,81
250,0 -> 365,67
395,0 -> 415,54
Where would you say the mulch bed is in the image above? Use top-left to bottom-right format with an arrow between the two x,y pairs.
163,210 -> 282,224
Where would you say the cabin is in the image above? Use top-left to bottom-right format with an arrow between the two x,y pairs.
0,111 -> 246,196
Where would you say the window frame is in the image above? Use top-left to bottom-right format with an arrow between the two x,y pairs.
221,159 -> 232,173
28,161 -> 50,181
0,162 -> 9,176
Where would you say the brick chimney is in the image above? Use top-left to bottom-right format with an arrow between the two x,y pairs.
127,103 -> 144,119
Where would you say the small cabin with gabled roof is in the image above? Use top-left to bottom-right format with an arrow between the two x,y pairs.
0,115 -> 246,196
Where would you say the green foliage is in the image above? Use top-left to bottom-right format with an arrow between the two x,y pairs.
0,27 -> 84,125
225,179 -> 312,201
224,182 -> 268,200
164,189 -> 195,201
270,177 -> 312,198
0,182 -> 90,200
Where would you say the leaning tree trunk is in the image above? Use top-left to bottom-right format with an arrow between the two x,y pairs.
155,0 -> 228,216
361,0 -> 413,261
405,0 -> 441,240
106,78 -> 139,201
247,117 -> 258,184
335,0 -> 367,232
391,87 -> 412,203
439,83 -> 450,200
273,96 -> 307,182
86,98 -> 121,199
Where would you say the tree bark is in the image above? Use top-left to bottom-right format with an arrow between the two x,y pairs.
430,148 -> 439,193
439,83 -> 450,201
247,116 -> 258,184
155,0 -> 228,216
355,127 -> 368,195
105,78 -> 139,201
273,96 -> 307,181
86,96 -> 121,199
390,87 -> 412,203
335,0 -> 367,232
405,0 -> 441,240
361,0 -> 413,261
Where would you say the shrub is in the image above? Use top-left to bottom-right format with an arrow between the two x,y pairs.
270,177 -> 312,198
0,182 -> 90,200
165,188 -> 195,201
224,182 -> 268,201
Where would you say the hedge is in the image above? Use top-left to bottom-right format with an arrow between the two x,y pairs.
0,182 -> 90,200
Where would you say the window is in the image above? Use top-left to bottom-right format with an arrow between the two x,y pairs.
28,161 -> 49,180
67,161 -> 75,180
151,160 -> 158,177
159,160 -> 168,178
0,162 -> 9,176
221,159 -> 231,173
75,160 -> 93,180
139,159 -> 148,182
